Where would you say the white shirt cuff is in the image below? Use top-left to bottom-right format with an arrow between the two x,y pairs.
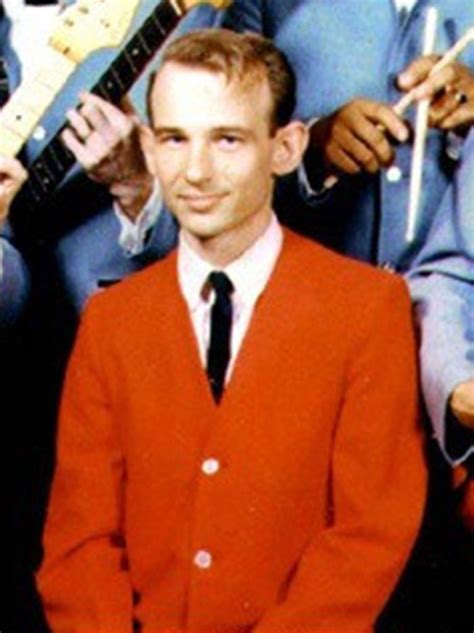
114,179 -> 163,256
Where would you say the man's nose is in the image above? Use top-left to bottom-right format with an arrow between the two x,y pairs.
184,141 -> 213,184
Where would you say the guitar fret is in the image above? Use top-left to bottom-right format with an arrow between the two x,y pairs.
48,139 -> 73,169
109,55 -> 136,90
108,65 -> 126,93
127,47 -> 150,74
43,140 -> 71,175
136,31 -> 152,56
152,3 -> 179,37
28,140 -> 75,201
150,15 -> 168,38
143,18 -> 167,45
26,174 -> 46,203
122,49 -> 139,75
31,161 -> 54,194
96,79 -> 117,102
93,82 -> 111,101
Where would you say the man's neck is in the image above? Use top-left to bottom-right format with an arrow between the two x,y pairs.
182,207 -> 273,268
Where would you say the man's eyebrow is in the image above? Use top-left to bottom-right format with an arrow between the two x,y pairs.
211,126 -> 251,135
153,126 -> 251,133
153,126 -> 184,135
152,125 -> 254,137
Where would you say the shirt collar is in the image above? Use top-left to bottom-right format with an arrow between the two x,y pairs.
178,213 -> 283,313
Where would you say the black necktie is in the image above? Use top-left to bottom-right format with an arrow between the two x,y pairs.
206,271 -> 234,404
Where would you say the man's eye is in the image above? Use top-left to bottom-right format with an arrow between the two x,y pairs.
217,135 -> 242,148
160,135 -> 185,146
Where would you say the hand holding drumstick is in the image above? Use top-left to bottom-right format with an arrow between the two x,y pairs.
305,27 -> 474,192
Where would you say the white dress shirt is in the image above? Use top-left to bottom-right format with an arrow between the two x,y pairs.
114,179 -> 163,256
178,213 -> 283,382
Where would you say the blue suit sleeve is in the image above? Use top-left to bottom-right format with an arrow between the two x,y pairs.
0,230 -> 29,327
407,130 -> 474,465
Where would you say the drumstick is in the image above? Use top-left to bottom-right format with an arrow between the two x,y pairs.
405,6 -> 438,243
394,25 -> 474,117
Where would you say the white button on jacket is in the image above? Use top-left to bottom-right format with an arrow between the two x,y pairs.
194,550 -> 213,569
202,458 -> 220,476
386,165 -> 402,183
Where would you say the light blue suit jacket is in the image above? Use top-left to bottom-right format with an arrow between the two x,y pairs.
221,0 -> 474,463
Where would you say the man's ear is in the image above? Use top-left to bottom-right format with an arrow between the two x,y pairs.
139,125 -> 158,177
271,121 -> 309,176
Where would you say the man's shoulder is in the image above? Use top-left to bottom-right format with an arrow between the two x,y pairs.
282,228 -> 408,300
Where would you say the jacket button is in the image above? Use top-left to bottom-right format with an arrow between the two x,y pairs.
194,550 -> 212,569
202,458 -> 220,476
386,165 -> 402,183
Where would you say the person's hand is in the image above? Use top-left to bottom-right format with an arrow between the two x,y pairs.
307,99 -> 409,177
0,156 -> 27,226
450,378 -> 474,431
398,56 -> 474,131
62,92 -> 154,221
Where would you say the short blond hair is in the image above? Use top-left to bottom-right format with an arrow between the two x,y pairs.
149,29 -> 296,132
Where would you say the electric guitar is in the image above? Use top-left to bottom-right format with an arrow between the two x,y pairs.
0,0 -> 229,208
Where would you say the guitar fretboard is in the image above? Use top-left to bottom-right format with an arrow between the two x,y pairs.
24,0 -> 181,207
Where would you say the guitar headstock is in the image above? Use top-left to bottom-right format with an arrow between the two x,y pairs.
177,0 -> 232,10
49,0 -> 140,63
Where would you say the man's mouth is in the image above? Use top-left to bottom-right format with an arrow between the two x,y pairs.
179,192 -> 227,211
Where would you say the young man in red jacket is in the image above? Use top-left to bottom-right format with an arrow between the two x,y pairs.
38,30 -> 427,633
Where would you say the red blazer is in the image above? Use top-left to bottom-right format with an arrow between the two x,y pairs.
38,230 -> 427,633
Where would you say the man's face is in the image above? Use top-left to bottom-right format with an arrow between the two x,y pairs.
144,62 -> 280,246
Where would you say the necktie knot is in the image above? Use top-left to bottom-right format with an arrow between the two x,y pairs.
208,271 -> 234,297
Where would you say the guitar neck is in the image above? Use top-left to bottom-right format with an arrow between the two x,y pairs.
23,0 -> 183,208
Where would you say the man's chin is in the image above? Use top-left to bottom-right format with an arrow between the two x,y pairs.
178,211 -> 225,237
